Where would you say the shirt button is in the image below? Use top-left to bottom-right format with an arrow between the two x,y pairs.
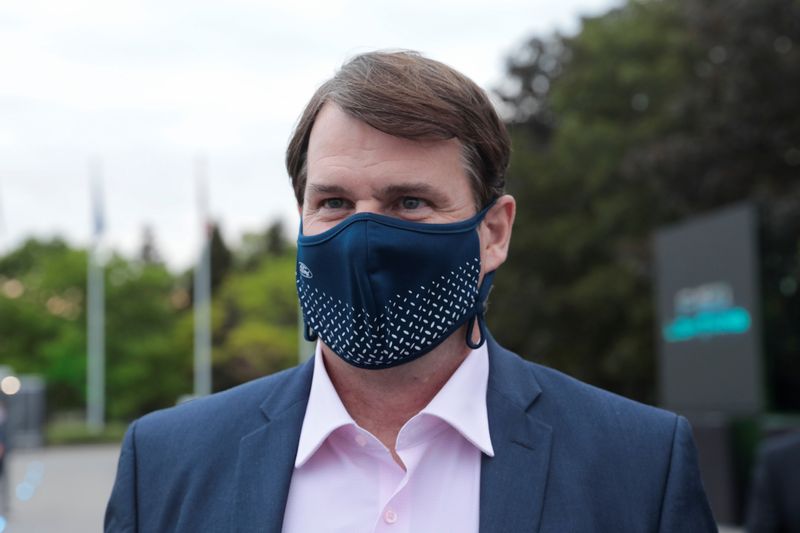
384,509 -> 398,524
354,434 -> 368,447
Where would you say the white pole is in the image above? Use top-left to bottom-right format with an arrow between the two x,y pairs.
193,157 -> 212,397
87,158 -> 105,432
0,177 -> 6,255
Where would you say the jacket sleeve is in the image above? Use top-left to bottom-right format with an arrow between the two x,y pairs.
105,421 -> 139,533
657,416 -> 717,532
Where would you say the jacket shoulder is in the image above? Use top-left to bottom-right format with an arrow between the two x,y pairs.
486,339 -> 715,531
490,340 -> 677,430
488,339 -> 679,448
133,362 -> 311,449
106,363 -> 313,533
531,359 -> 676,429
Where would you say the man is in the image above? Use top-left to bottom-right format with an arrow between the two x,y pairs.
106,51 -> 715,532
746,431 -> 800,533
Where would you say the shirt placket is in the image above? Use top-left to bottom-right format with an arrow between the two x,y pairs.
375,449 -> 405,533
371,417 -> 445,533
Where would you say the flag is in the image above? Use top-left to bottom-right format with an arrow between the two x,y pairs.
90,159 -> 105,242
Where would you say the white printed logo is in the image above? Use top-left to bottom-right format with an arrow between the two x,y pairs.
299,262 -> 313,279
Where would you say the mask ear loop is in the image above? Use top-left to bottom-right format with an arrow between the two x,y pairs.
465,316 -> 486,349
466,271 -> 495,349
303,321 -> 318,342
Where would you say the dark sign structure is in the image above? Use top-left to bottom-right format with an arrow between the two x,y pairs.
655,203 -> 763,416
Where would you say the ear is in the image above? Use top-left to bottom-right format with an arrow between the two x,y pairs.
478,195 -> 516,274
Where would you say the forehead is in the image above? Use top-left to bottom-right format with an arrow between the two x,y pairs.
305,103 -> 469,194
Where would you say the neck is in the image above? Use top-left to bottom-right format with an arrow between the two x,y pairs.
322,326 -> 471,455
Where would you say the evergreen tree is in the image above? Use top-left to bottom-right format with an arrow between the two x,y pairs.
490,0 -> 800,405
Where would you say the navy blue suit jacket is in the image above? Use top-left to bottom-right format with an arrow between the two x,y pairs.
105,336 -> 716,532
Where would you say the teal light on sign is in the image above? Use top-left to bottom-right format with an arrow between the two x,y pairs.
662,307 -> 751,343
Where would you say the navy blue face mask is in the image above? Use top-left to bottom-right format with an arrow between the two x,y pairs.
296,202 -> 496,369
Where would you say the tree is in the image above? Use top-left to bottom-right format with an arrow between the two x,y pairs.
490,0 -> 800,405
139,225 -> 162,264
104,255 -> 191,419
212,233 -> 298,391
0,217 -> 301,422
209,222 -> 233,291
0,239 -> 88,410
235,221 -> 290,271
491,0 -> 694,401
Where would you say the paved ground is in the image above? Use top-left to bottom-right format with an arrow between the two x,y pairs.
0,444 -> 745,533
1,444 -> 120,533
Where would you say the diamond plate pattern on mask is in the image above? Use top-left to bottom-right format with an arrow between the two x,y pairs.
297,257 -> 481,367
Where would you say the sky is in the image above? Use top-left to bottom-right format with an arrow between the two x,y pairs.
0,0 -> 618,270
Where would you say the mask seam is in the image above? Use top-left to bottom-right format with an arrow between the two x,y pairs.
298,201 -> 496,246
364,219 -> 379,324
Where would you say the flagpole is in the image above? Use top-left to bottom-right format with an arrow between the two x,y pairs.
0,177 -> 6,255
87,158 -> 106,432
193,157 -> 212,397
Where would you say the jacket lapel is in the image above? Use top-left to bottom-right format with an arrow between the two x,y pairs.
480,336 -> 553,533
234,360 -> 314,533
232,337 -> 552,532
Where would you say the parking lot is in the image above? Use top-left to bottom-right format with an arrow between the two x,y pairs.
2,445 -> 119,533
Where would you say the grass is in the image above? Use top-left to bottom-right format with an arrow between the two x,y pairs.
45,419 -> 128,445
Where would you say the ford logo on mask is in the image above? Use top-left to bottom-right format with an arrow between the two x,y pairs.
299,262 -> 313,279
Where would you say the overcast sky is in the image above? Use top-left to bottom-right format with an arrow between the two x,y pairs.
0,0 -> 617,270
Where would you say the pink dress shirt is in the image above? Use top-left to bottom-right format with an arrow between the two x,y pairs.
281,341 -> 494,533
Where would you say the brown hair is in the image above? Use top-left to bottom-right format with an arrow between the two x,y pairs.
285,50 -> 510,208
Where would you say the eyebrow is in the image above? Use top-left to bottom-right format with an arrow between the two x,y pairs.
305,183 -> 349,197
305,181 -> 449,204
376,182 -> 447,203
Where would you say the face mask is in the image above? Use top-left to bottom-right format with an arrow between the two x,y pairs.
296,203 -> 496,369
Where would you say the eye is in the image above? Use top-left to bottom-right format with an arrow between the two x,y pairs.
322,198 -> 345,209
400,197 -> 423,210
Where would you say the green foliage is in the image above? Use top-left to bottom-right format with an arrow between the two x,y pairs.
492,0 -> 692,401
491,0 -> 800,404
0,221 -> 299,423
104,255 -> 190,420
236,221 -> 290,270
0,239 -> 88,409
212,247 -> 298,390
209,224 -> 233,291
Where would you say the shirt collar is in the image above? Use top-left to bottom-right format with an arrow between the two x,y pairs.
416,341 -> 494,457
294,340 -> 494,468
294,341 -> 354,468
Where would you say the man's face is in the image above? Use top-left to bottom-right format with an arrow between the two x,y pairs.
301,103 -> 477,236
